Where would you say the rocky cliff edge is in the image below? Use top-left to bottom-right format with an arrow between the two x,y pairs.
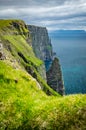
28,25 -> 64,95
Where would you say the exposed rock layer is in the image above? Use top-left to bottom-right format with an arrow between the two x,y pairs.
47,57 -> 64,95
28,25 -> 53,61
0,42 -> 5,60
28,25 -> 64,95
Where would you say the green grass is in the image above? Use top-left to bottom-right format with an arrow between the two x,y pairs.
0,19 -> 59,96
0,19 -> 28,32
3,35 -> 42,67
2,34 -> 58,96
0,19 -> 12,28
0,61 -> 86,130
0,20 -> 59,96
0,19 -> 86,130
0,19 -> 42,67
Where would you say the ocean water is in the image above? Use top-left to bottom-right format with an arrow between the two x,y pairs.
50,35 -> 86,94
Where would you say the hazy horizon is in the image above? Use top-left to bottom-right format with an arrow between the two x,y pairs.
0,0 -> 86,31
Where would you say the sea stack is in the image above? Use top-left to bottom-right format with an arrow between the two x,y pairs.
46,57 -> 64,95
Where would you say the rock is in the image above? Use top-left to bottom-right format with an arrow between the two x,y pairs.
28,25 -> 65,95
28,25 -> 53,61
28,25 -> 53,81
46,57 -> 64,95
0,43 -> 5,60
0,43 -> 3,51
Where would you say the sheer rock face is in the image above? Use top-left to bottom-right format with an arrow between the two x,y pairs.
46,57 -> 64,95
28,25 -> 64,95
28,25 -> 53,61
28,25 -> 53,81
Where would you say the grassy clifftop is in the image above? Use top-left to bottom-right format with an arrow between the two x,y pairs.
0,19 -> 42,66
0,19 -> 28,35
0,19 -> 58,95
0,19 -> 86,130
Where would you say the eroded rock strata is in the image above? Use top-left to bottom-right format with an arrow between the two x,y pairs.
28,25 -> 53,61
47,57 -> 64,95
28,25 -> 64,95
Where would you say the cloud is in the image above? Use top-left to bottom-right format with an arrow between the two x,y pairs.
0,0 -> 66,7
0,0 -> 86,31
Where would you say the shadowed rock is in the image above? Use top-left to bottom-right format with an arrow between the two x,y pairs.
28,25 -> 53,61
28,25 -> 64,95
46,57 -> 64,95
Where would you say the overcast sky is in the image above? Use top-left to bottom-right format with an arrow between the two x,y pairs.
0,0 -> 86,31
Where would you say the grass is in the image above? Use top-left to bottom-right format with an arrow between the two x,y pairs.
0,19 -> 86,130
0,19 -> 57,95
0,60 -> 86,130
0,19 -> 42,67
3,35 -> 42,67
0,19 -> 28,33
2,34 -> 58,96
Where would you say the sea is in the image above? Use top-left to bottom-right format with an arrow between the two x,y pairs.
49,30 -> 86,94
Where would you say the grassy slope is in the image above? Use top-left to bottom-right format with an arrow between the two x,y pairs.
0,60 -> 86,130
0,19 -> 42,66
0,20 -> 86,129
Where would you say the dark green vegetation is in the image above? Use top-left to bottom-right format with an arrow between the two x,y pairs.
0,20 -> 86,130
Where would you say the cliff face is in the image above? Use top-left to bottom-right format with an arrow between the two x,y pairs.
0,20 -> 86,130
28,25 -> 64,95
28,25 -> 54,81
0,19 -> 58,96
0,20 -> 64,95
46,57 -> 64,95
28,25 -> 53,61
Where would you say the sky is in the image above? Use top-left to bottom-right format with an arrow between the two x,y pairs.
0,0 -> 86,31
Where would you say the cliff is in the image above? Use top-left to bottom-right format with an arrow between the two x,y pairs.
28,25 -> 53,61
28,25 -> 53,81
0,19 -> 58,96
0,20 -> 64,95
28,25 -> 64,95
0,19 -> 86,130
